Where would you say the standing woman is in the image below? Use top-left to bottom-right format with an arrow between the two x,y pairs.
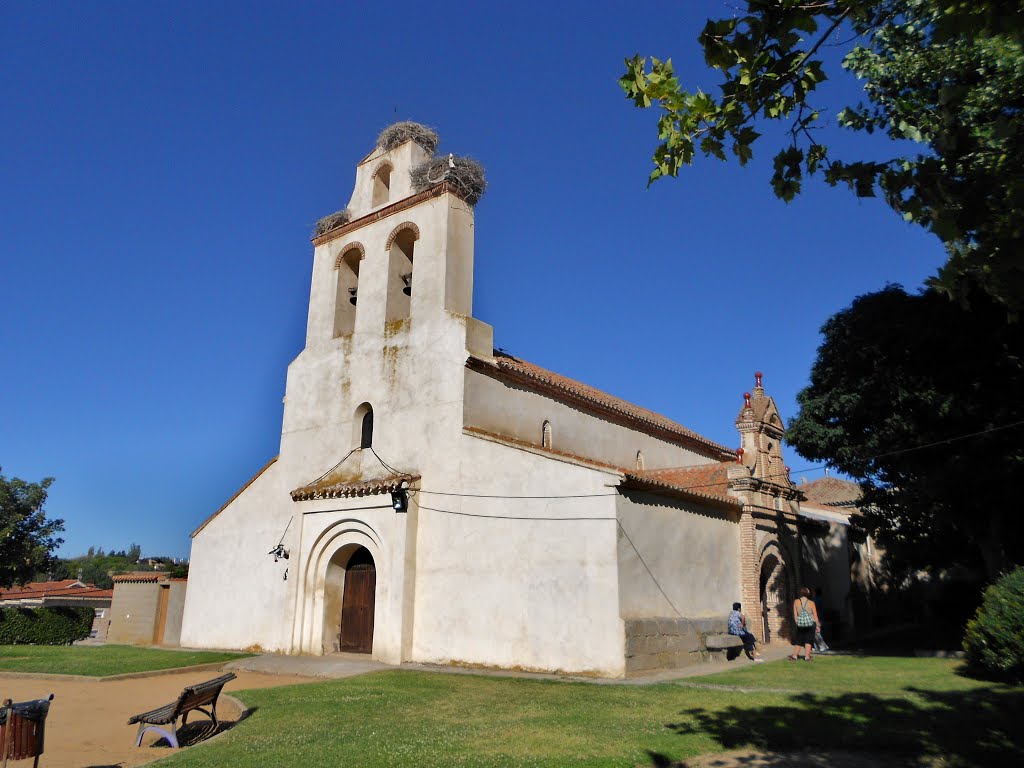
790,587 -> 819,661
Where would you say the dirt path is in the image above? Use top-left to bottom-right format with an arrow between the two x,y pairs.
1,670 -> 314,768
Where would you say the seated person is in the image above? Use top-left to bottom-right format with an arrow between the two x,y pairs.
727,602 -> 764,662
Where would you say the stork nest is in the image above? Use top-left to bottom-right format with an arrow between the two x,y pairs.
312,208 -> 352,237
377,121 -> 440,153
410,155 -> 487,206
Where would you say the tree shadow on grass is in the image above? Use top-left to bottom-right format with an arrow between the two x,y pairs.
650,687 -> 1024,767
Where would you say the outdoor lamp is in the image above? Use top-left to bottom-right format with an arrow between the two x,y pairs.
391,480 -> 409,512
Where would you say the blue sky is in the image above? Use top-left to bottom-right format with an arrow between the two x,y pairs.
1,1 -> 944,559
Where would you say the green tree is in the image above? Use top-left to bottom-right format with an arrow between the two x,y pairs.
621,0 -> 1024,313
786,285 -> 1024,580
78,561 -> 113,590
0,469 -> 65,588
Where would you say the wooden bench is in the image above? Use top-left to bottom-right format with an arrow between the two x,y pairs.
0,694 -> 54,768
128,673 -> 236,749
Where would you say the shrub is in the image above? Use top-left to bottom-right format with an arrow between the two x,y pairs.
0,606 -> 94,645
963,566 -> 1024,684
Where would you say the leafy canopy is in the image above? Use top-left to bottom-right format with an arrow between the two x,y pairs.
785,285 -> 1024,579
621,0 -> 1024,313
0,468 -> 65,588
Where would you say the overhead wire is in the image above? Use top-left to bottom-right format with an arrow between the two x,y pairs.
379,418 -> 1024,501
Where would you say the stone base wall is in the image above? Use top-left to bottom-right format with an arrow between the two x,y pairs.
624,616 -> 730,674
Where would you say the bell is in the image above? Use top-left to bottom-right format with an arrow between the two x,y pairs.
349,287 -> 358,305
401,272 -> 413,296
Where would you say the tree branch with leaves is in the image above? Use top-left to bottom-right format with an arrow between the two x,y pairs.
0,468 -> 65,588
622,0 -> 1024,313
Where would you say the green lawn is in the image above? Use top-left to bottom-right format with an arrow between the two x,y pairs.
684,654 -> 993,695
0,644 -> 249,677
151,657 -> 1023,768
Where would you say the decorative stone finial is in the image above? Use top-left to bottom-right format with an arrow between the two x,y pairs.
755,371 -> 763,388
743,392 -> 752,409
736,447 -> 744,464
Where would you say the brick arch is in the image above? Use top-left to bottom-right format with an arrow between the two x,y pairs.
334,242 -> 365,269
756,539 -> 796,644
385,222 -> 420,251
371,161 -> 392,179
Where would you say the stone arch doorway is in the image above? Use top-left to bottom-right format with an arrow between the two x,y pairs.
325,545 -> 376,654
758,545 -> 791,644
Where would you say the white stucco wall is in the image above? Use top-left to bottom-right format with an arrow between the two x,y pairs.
463,369 -> 718,471
408,432 -> 626,676
180,460 -> 298,651
615,492 -> 740,619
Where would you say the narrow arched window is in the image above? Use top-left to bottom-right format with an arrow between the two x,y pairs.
542,420 -> 552,449
636,451 -> 645,470
372,164 -> 391,207
360,409 -> 374,449
353,403 -> 374,449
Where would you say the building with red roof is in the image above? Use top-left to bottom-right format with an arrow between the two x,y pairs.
0,580 -> 114,641
181,125 -> 875,675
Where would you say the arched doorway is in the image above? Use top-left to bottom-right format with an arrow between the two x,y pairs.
758,548 -> 790,644
340,546 -> 376,653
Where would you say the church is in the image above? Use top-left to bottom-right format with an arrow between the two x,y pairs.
180,123 -> 871,676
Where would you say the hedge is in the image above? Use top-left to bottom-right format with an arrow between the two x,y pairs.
0,606 -> 94,645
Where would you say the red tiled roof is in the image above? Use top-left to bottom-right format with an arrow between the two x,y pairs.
800,476 -> 861,508
621,462 -> 742,509
464,427 -> 740,510
112,572 -> 170,584
292,473 -> 420,502
0,580 -> 81,599
470,353 -> 734,460
0,580 -> 113,602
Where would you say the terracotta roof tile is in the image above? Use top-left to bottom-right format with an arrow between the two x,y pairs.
473,353 -> 733,459
464,427 -> 740,510
112,572 -> 170,584
800,477 -> 861,508
292,473 -> 420,502
0,580 -> 82,599
621,462 -> 742,509
0,581 -> 113,602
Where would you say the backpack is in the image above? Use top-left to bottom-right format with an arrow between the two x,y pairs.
796,598 -> 814,628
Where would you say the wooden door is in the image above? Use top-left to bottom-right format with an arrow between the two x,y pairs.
153,584 -> 170,645
340,549 -> 375,653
